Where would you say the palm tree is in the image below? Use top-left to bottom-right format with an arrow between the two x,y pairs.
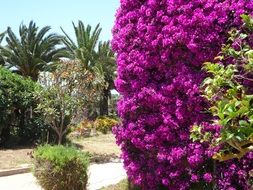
96,41 -> 116,116
61,22 -> 117,116
0,21 -> 64,81
61,21 -> 102,71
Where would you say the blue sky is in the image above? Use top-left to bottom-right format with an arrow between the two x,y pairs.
0,0 -> 119,41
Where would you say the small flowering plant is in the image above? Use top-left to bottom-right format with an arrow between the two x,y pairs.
191,15 -> 253,162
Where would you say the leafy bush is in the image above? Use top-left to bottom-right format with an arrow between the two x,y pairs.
0,66 -> 49,146
33,145 -> 89,190
95,116 -> 118,134
112,1 -> 253,189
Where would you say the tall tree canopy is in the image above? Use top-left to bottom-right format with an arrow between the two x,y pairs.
0,21 -> 64,81
61,21 -> 102,71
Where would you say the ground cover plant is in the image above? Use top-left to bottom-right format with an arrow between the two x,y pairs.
112,0 -> 253,189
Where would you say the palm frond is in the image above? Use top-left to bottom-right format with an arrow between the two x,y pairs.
61,21 -> 102,70
0,32 -> 5,43
2,21 -> 62,80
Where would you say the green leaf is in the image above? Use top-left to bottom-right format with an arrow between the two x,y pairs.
225,132 -> 234,140
239,120 -> 249,127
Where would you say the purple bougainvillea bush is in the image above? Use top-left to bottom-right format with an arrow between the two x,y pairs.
112,0 -> 253,189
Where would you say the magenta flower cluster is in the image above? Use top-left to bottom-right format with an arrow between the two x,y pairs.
112,0 -> 253,189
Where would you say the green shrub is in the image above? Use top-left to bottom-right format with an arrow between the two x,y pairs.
0,66 -> 50,146
33,145 -> 89,190
95,116 -> 119,134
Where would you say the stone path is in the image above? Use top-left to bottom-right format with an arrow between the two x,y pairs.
0,162 -> 126,190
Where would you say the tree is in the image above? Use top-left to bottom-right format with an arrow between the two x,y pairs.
96,41 -> 116,116
0,21 -> 64,81
35,60 -> 83,144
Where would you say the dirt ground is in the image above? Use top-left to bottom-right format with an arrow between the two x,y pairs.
0,133 -> 120,170
71,133 -> 121,156
0,148 -> 33,170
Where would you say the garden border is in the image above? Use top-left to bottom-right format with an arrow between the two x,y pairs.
0,166 -> 31,177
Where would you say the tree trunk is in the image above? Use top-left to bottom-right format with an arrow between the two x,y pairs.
99,88 -> 110,116
58,133 -> 63,145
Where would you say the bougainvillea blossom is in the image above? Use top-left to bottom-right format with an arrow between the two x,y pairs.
112,0 -> 253,189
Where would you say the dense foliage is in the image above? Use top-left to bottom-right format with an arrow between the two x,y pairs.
112,0 -> 253,189
191,15 -> 253,162
33,145 -> 89,190
0,66 -> 49,146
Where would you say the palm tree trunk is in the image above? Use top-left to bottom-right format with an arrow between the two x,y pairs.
99,88 -> 110,116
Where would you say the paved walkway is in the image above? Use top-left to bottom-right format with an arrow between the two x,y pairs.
0,162 -> 126,190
